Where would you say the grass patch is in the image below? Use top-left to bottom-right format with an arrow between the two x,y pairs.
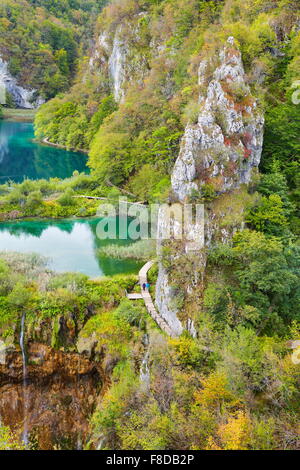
98,240 -> 156,261
2,108 -> 36,122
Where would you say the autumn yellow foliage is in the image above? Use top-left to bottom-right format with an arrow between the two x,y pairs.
194,372 -> 238,410
218,411 -> 252,450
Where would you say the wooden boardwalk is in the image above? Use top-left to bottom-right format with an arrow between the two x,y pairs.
127,261 -> 174,337
127,293 -> 143,300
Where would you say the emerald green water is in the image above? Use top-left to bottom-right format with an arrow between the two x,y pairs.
0,121 -> 141,278
0,218 -> 142,278
0,120 -> 88,183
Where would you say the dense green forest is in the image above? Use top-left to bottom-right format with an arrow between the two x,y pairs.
0,0 -> 299,451
0,0 -> 107,99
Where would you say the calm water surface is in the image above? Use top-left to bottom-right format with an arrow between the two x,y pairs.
0,121 -> 141,277
0,120 -> 88,183
0,218 -> 142,278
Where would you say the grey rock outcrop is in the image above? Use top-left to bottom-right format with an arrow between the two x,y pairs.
155,37 -> 264,337
108,27 -> 128,102
155,265 -> 184,337
0,56 -> 44,109
172,37 -> 264,202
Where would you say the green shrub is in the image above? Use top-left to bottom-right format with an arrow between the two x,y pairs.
57,188 -> 76,206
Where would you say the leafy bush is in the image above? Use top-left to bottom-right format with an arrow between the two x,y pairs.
57,188 -> 76,206
208,230 -> 300,331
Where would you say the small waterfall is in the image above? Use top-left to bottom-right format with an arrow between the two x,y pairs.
140,334 -> 150,389
19,312 -> 29,447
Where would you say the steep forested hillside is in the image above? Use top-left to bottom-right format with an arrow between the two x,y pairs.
0,0 -> 107,100
35,0 -> 300,203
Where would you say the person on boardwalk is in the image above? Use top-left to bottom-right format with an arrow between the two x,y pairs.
142,283 -> 146,291
146,282 -> 150,290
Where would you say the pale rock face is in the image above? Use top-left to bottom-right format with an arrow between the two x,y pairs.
108,27 -> 127,102
90,27 -> 132,102
90,15 -> 151,103
155,265 -> 184,337
77,333 -> 98,358
155,204 -> 202,337
0,57 -> 44,109
172,37 -> 264,202
156,38 -> 265,336
155,262 -> 198,338
155,205 -> 184,337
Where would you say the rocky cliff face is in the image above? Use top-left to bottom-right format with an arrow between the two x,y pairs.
0,57 -> 44,109
108,27 -> 128,102
0,307 -> 106,449
89,15 -> 151,102
155,37 -> 264,336
172,37 -> 264,202
0,343 -> 103,450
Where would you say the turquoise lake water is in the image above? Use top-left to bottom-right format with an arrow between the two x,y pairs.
0,120 -> 141,278
0,218 -> 141,278
0,120 -> 88,183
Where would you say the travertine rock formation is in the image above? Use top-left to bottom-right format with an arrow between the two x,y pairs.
0,56 -> 44,109
0,344 -> 103,450
89,16 -> 150,102
172,37 -> 264,202
155,38 -> 264,337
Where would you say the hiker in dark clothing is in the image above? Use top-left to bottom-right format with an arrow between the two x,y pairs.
142,283 -> 146,291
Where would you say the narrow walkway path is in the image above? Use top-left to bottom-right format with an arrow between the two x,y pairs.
127,261 -> 174,337
127,293 -> 143,300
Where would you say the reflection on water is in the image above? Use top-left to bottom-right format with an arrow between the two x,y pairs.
0,120 -> 88,183
0,218 -> 142,278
